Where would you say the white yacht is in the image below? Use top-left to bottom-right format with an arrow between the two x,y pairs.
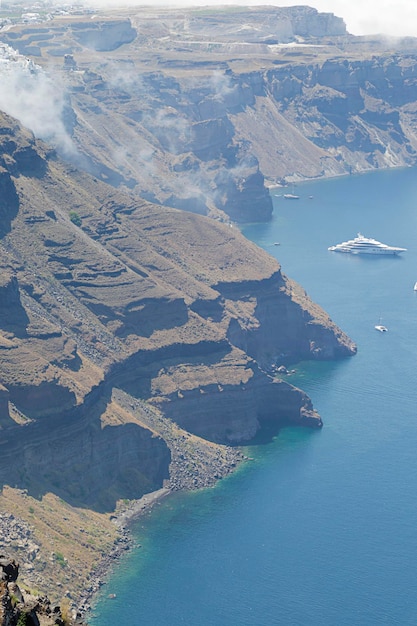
328,233 -> 406,255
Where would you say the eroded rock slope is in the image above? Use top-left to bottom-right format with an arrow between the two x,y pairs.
0,110 -> 355,514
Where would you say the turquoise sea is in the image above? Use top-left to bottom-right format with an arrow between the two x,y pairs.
91,167 -> 417,625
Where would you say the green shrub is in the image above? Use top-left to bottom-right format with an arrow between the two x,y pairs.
69,211 -> 82,226
54,552 -> 67,568
10,593 -> 19,607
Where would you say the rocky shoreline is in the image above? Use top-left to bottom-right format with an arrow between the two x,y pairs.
75,488 -> 171,618
78,441 -> 246,619
0,440 -> 244,623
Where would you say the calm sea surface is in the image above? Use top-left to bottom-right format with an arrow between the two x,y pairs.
91,168 -> 417,625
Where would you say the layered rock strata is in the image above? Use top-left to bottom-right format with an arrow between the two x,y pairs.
0,110 -> 355,514
1,7 -> 417,223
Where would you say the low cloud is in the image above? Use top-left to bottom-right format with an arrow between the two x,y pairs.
209,70 -> 238,101
0,46 -> 76,156
307,0 -> 417,37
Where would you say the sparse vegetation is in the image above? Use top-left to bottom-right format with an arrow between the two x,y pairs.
16,613 -> 28,626
54,551 -> 67,568
10,593 -> 20,607
0,486 -> 118,605
60,598 -> 71,625
69,211 -> 82,227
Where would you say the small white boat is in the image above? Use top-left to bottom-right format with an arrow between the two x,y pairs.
414,282 -> 417,291
375,317 -> 388,332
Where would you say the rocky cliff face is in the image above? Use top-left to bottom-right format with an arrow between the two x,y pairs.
145,6 -> 346,45
1,6 -> 416,222
249,54 -> 417,181
0,110 -> 355,510
70,19 -> 136,52
0,5 -> 366,605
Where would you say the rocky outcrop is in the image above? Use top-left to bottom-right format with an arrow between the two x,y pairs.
0,393 -> 171,512
0,558 -> 18,583
214,158 -> 273,222
287,6 -> 346,38
0,170 -> 18,236
0,556 -> 87,626
0,386 -> 10,427
156,359 -> 322,443
225,274 -> 352,365
0,273 -> 28,334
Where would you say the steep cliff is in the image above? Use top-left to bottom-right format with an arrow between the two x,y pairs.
231,55 -> 417,182
0,106 -> 356,601
0,108 -> 355,485
1,6 -> 416,223
0,6 -> 365,607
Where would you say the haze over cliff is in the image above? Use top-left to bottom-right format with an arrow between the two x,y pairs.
2,1 -> 407,612
1,4 -> 417,223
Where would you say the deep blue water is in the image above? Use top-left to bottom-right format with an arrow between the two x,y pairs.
91,167 -> 417,625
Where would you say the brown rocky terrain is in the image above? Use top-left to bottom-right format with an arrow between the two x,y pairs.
0,103 -> 355,609
0,553 -> 87,625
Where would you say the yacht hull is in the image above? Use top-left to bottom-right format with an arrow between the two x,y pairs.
328,234 -> 406,255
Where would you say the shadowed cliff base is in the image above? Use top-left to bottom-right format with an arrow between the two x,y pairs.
0,388 -> 171,513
